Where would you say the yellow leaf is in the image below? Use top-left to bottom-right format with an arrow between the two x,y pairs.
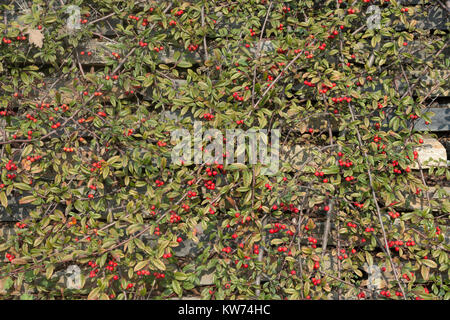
0,192 -> 7,208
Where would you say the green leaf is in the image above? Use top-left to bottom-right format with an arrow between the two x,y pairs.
172,279 -> 182,296
13,183 -> 32,191
0,192 -> 7,208
151,259 -> 166,271
422,259 -> 437,268
174,272 -> 188,281
134,260 -> 148,271
177,60 -> 192,68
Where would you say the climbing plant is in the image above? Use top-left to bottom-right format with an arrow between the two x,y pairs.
0,0 -> 449,300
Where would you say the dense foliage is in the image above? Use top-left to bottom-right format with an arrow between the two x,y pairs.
0,0 -> 449,300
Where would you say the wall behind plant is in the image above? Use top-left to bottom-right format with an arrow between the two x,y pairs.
0,0 -> 449,300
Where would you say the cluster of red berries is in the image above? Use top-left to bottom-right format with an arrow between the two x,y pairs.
97,111 -> 107,117
307,237 -> 318,248
314,171 -> 324,178
169,212 -> 181,223
15,222 -> 27,229
401,7 -> 409,13
338,249 -> 349,260
153,272 -> 165,279
5,160 -> 17,172
319,83 -> 336,94
380,290 -> 391,298
406,150 -> 419,161
155,179 -> 164,187
279,203 -> 299,214
0,110 -> 11,117
402,272 -> 415,281
347,222 -> 357,228
2,37 -> 12,44
236,259 -> 249,269
88,261 -> 100,278
268,223 -> 286,234
338,158 -> 354,168
409,114 -> 419,120
5,253 -> 15,262
354,202 -> 365,209
236,120 -> 244,125
204,180 -> 216,190
387,240 -> 416,248
181,204 -> 190,211
277,246 -> 288,253
249,28 -> 256,36
149,205 -> 156,216
202,113 -> 214,121
79,18 -> 88,24
162,252 -> 172,259
63,147 -> 74,152
157,141 -> 167,147
347,8 -> 356,14
222,246 -> 232,254
187,44 -> 198,51
344,175 -> 355,182
204,164 -> 221,178
331,96 -> 352,103
105,259 -> 118,272
50,121 -> 61,129
357,292 -> 366,299
138,40 -> 148,47
169,20 -> 177,26
105,75 -> 119,80
90,160 -> 104,172
318,43 -> 326,50
174,9 -> 184,16
124,129 -> 133,136
187,190 -> 197,198
302,80 -> 315,88
388,211 -> 400,219
26,155 -> 42,164
328,29 -> 339,39
232,92 -> 244,101
79,51 -> 92,56
154,226 -> 161,236
111,52 -> 121,59
136,270 -> 151,276
304,50 -> 314,59
282,6 -> 291,13
365,227 -> 375,233
311,277 -> 321,286
436,226 -> 441,235
152,45 -> 164,52
276,48 -> 288,54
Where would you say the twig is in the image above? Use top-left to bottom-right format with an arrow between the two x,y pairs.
347,102 -> 407,299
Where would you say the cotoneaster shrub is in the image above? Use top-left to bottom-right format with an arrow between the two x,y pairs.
0,0 -> 449,300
